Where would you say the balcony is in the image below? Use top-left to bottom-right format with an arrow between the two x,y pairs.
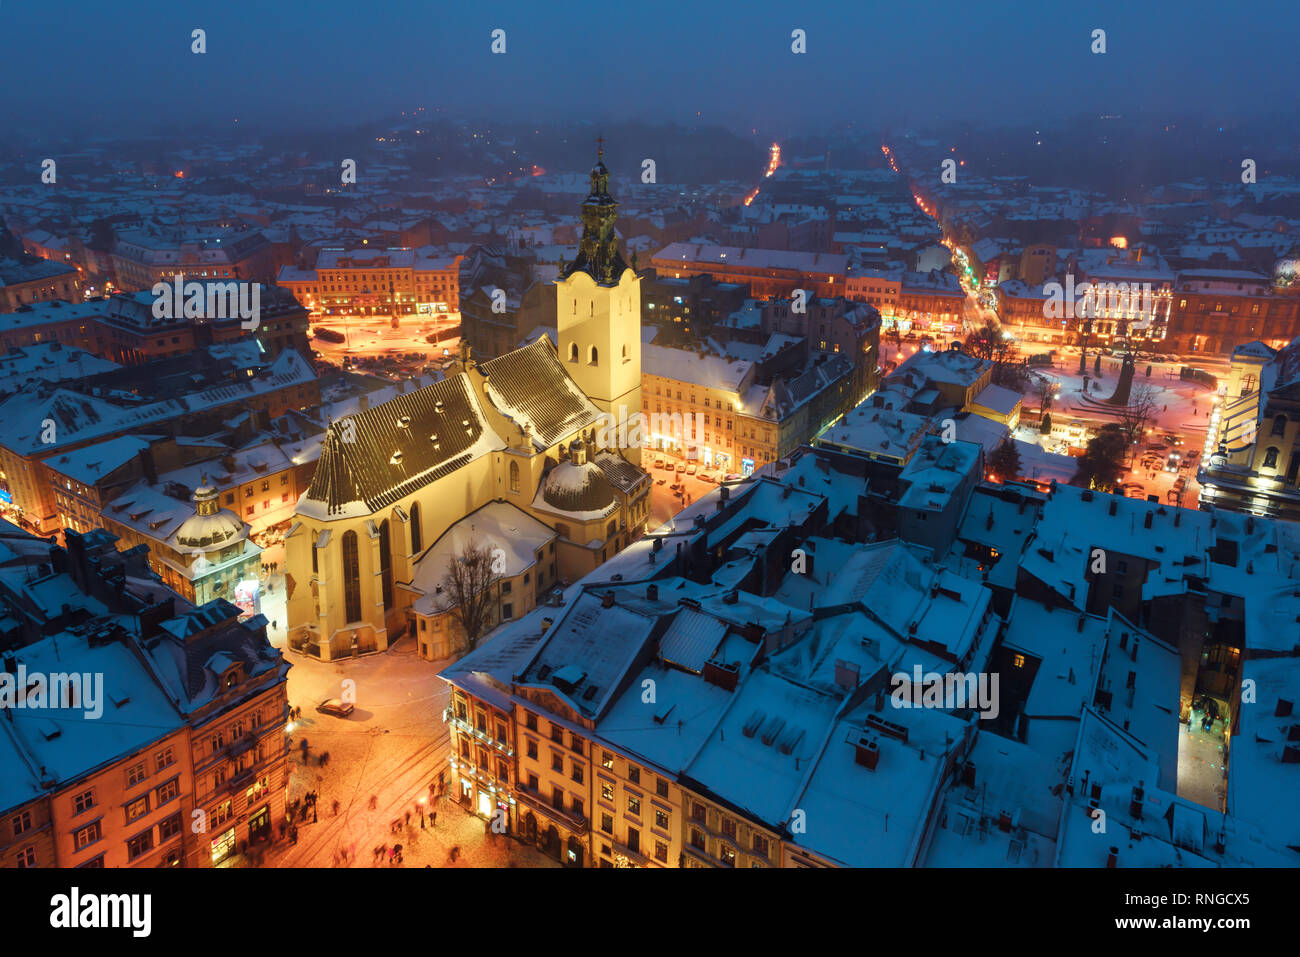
515,785 -> 588,833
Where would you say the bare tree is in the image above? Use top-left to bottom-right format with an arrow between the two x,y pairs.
1116,382 -> 1160,466
437,534 -> 501,654
1032,373 -> 1056,426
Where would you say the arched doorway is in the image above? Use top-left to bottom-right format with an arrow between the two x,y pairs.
543,825 -> 561,861
524,812 -> 537,845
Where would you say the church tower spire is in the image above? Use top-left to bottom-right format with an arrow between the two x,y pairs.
555,142 -> 643,466
562,139 -> 629,286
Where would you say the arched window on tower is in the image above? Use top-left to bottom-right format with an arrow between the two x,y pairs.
341,530 -> 362,623
510,461 -> 520,493
589,345 -> 599,366
410,502 -> 422,553
1272,414 -> 1287,437
569,342 -> 579,362
1263,446 -> 1280,470
622,343 -> 629,363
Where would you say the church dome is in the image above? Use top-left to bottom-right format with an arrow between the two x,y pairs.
542,460 -> 616,515
175,479 -> 246,552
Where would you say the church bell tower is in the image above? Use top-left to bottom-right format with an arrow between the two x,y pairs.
556,142 -> 643,463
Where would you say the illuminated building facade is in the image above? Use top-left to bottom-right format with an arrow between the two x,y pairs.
277,247 -> 462,316
1199,337 -> 1300,520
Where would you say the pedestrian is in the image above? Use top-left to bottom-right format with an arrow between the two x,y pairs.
290,826 -> 298,845
332,799 -> 340,816
369,794 -> 378,810
405,810 -> 411,826
431,811 -> 437,827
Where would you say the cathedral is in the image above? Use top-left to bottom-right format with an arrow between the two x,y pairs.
285,151 -> 650,661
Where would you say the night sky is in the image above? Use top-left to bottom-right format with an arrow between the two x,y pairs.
3,0 -> 1296,139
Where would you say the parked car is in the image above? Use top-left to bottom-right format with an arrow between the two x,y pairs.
317,698 -> 354,718
687,465 -> 697,475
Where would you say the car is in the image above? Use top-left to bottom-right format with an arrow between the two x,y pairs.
655,478 -> 666,485
654,458 -> 665,469
317,698 -> 354,718
687,465 -> 697,475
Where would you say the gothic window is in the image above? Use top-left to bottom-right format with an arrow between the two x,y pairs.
589,345 -> 599,366
510,461 -> 520,493
569,342 -> 578,362
341,531 -> 362,623
1263,446 -> 1280,470
410,502 -> 422,553
379,520 -> 394,611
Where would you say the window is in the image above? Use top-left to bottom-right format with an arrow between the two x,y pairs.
127,829 -> 154,861
655,809 -> 669,829
16,846 -> 36,868
526,740 -> 538,760
341,530 -> 362,623
155,747 -> 175,772
654,840 -> 668,863
74,821 -> 101,850
11,811 -> 32,836
627,795 -> 641,817
158,814 -> 183,842
1272,415 -> 1287,437
525,711 -> 538,732
753,834 -> 770,858
720,845 -> 735,867
378,520 -> 394,611
691,802 -> 706,822
509,460 -> 520,493
126,795 -> 150,823
571,765 -> 584,785
656,778 -> 669,798
602,751 -> 614,769
1264,447 -> 1280,470
601,782 -> 614,801
601,813 -> 613,834
156,778 -> 179,806
690,828 -> 706,850
721,817 -> 737,839
126,762 -> 147,787
627,767 -> 640,785
410,501 -> 422,552
569,342 -> 579,362
551,753 -> 564,772
1012,654 -> 1025,668
589,345 -> 599,365
74,790 -> 95,815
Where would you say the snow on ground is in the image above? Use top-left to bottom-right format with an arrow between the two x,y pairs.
1014,354 -> 1219,506
236,617 -> 557,869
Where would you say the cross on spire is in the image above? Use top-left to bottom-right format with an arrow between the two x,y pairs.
596,135 -> 605,158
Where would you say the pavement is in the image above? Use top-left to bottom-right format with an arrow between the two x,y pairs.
230,625 -> 557,869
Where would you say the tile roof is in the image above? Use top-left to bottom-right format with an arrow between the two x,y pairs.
304,373 -> 501,515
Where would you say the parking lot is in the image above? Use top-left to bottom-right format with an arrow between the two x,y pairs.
645,455 -> 736,529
